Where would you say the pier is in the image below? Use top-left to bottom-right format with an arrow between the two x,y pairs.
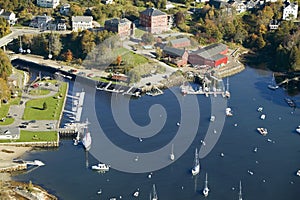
63,91 -> 85,122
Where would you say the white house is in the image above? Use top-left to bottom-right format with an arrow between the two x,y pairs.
37,0 -> 60,8
0,10 -> 17,25
72,16 -> 93,32
283,1 -> 298,20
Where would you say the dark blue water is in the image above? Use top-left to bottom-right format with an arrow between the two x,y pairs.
13,67 -> 300,200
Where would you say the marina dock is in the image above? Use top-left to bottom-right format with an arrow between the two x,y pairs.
63,91 -> 85,122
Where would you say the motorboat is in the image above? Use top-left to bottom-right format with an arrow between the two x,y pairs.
210,115 -> 215,122
226,108 -> 233,116
296,126 -> 300,134
268,84 -> 279,90
260,114 -> 266,120
257,127 -> 268,136
297,170 -> 300,176
285,98 -> 296,108
133,188 -> 140,197
192,148 -> 200,176
91,163 -> 110,171
257,107 -> 263,112
203,173 -> 209,197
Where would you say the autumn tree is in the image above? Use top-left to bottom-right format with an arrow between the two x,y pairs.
156,47 -> 163,60
64,49 -> 73,62
0,49 -> 12,80
141,32 -> 154,45
0,17 -> 10,37
116,55 -> 122,66
49,33 -> 62,58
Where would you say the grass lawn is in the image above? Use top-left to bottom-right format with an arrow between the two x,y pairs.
0,130 -> 58,143
23,82 -> 67,120
134,28 -> 146,38
114,48 -> 149,66
29,89 -> 51,96
0,104 -> 15,125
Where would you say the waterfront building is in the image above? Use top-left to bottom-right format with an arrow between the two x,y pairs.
162,46 -> 188,67
104,18 -> 133,38
139,8 -> 168,34
188,43 -> 228,68
72,16 -> 93,32
36,0 -> 60,8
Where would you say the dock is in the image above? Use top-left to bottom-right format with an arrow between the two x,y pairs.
63,91 -> 85,122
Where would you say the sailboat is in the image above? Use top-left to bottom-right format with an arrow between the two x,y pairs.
151,184 -> 158,200
170,144 -> 175,161
191,148 -> 200,176
238,181 -> 243,200
82,119 -> 92,151
225,77 -> 230,98
268,73 -> 279,90
203,173 -> 209,197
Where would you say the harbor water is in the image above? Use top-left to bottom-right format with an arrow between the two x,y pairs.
13,66 -> 300,200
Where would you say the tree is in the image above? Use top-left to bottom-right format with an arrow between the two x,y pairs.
0,49 -> 12,80
141,32 -> 154,45
0,78 -> 10,106
156,47 -> 163,60
27,180 -> 34,193
43,102 -> 47,110
128,70 -> 140,83
175,11 -> 185,26
49,33 -> 62,58
290,46 -> 300,71
64,49 -> 73,62
116,55 -> 122,66
0,17 -> 10,37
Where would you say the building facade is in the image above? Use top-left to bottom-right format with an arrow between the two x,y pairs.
140,8 -> 168,34
37,0 -> 60,8
0,10 -> 16,25
188,43 -> 228,68
29,15 -> 53,29
72,16 -> 93,32
163,46 -> 188,67
283,1 -> 298,20
104,18 -> 132,38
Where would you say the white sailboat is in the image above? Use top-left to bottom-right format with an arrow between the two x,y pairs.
151,184 -> 158,200
170,144 -> 175,161
239,181 -> 243,200
268,73 -> 279,90
225,77 -> 230,98
192,148 -> 200,176
203,173 -> 209,197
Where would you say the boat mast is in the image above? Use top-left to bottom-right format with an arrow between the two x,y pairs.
194,148 -> 199,167
152,184 -> 158,200
205,173 -> 208,188
239,181 -> 242,200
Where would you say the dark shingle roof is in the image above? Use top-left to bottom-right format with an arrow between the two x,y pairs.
140,8 -> 166,17
105,18 -> 131,26
163,46 -> 186,57
192,43 -> 227,59
1,11 -> 13,17
170,38 -> 190,46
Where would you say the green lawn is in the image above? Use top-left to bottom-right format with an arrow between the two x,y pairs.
29,89 -> 51,96
115,48 -> 149,66
0,130 -> 58,143
0,104 -> 15,125
134,28 -> 146,38
23,82 -> 67,120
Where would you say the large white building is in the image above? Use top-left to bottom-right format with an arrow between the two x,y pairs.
37,0 -> 60,8
283,1 -> 298,20
71,16 -> 93,32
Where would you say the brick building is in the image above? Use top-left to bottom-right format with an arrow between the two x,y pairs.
163,46 -> 188,67
139,8 -> 168,34
104,18 -> 133,38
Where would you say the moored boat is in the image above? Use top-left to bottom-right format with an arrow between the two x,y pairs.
170,144 -> 175,161
257,127 -> 268,136
285,98 -> 296,108
91,163 -> 110,171
226,108 -> 233,116
210,115 -> 215,122
297,170 -> 300,176
203,173 -> 209,197
192,148 -> 200,176
296,126 -> 300,134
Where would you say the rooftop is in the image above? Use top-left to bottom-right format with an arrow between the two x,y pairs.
140,7 -> 166,17
72,16 -> 93,23
170,38 -> 190,46
163,46 -> 186,57
191,43 -> 227,59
